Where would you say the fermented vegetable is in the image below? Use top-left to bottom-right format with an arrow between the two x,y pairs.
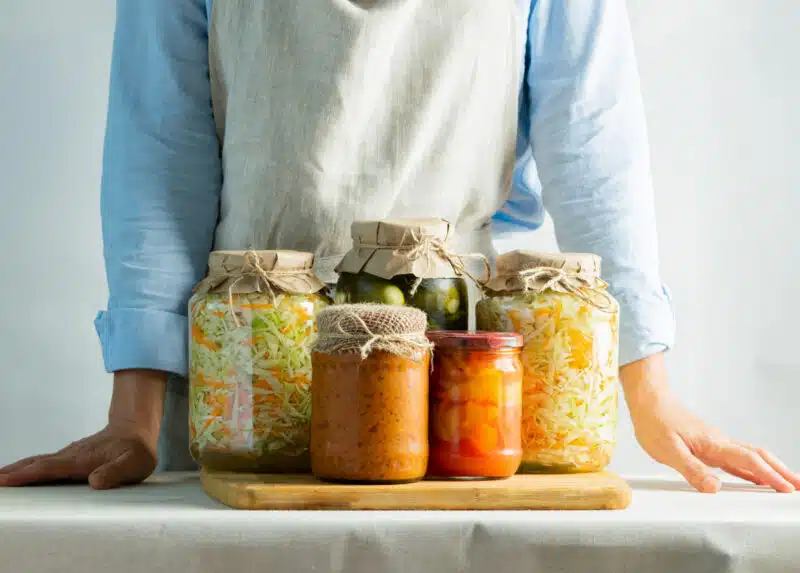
189,292 -> 329,470
188,250 -> 329,473
335,273 -> 468,330
477,251 -> 619,473
311,304 -> 431,483
335,218 -> 482,331
426,331 -> 523,479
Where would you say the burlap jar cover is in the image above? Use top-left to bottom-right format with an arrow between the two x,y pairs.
484,250 -> 616,312
335,218 -> 489,290
312,304 -> 433,362
193,250 -> 326,323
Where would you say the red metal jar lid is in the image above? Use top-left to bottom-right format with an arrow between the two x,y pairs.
426,331 -> 523,350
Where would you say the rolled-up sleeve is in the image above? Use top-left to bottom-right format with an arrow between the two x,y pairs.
525,0 -> 675,365
95,0 -> 221,377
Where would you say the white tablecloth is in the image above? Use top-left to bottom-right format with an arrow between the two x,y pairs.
1,473 -> 798,573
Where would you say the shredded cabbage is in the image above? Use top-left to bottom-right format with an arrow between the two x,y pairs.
476,290 -> 619,472
188,292 -> 329,462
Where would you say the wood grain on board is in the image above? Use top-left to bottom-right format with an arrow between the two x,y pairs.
201,469 -> 632,511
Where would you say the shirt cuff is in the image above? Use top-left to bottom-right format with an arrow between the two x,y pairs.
616,285 -> 676,366
95,308 -> 188,377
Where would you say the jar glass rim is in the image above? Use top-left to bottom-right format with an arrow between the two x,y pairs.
426,330 -> 523,349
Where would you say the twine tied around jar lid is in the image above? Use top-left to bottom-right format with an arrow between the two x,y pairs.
485,250 -> 616,313
518,267 -> 615,312
192,250 -> 326,327
312,304 -> 433,362
335,218 -> 492,294
390,229 -> 491,295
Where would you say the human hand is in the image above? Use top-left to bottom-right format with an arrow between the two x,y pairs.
621,354 -> 800,493
0,426 -> 157,489
0,370 -> 167,490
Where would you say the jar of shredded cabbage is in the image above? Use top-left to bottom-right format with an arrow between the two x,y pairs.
188,250 -> 331,473
334,218 -> 481,331
476,251 -> 620,474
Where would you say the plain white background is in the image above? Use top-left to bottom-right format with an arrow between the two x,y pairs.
0,1 -> 798,476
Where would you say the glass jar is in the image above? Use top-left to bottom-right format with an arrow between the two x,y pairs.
188,250 -> 330,473
311,304 -> 431,483
334,218 -> 474,331
335,273 -> 469,330
426,331 -> 523,479
477,251 -> 620,473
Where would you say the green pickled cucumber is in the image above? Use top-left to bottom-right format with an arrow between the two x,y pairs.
410,280 -> 467,330
369,283 -> 405,306
337,273 -> 468,330
337,273 -> 406,306
409,288 -> 439,312
444,287 -> 461,315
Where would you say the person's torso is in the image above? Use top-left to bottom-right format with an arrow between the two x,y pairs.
159,0 -> 542,472
207,0 -> 536,258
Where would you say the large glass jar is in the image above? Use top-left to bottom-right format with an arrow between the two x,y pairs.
188,250 -> 330,473
334,218 -> 474,330
426,331 -> 523,479
476,251 -> 620,473
311,304 -> 431,483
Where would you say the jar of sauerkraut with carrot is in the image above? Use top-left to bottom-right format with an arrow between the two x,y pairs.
476,251 -> 619,474
188,250 -> 331,473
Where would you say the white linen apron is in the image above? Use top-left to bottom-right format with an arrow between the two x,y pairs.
159,0 -> 521,470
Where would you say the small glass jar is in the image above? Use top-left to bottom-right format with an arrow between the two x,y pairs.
311,304 -> 431,483
335,273 -> 469,330
426,331 -> 523,479
477,251 -> 620,473
188,250 -> 330,473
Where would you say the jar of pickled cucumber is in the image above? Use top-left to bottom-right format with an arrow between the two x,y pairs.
334,218 -> 473,331
476,251 -> 620,474
188,250 -> 331,473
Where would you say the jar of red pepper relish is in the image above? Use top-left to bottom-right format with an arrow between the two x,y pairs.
426,331 -> 523,479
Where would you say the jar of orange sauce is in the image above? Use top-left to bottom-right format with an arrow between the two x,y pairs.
311,304 -> 432,483
426,331 -> 523,479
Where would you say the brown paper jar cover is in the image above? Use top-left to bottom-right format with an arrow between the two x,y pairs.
335,218 -> 462,280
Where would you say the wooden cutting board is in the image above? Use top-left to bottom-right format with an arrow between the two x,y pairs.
201,469 -> 632,510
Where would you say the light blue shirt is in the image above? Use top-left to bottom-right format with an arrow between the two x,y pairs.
96,0 -> 675,375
